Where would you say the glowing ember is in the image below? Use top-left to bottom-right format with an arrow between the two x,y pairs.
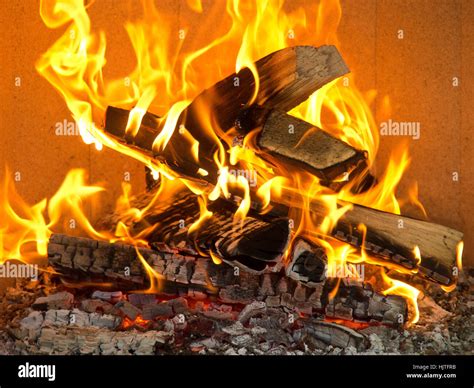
122,315 -> 150,330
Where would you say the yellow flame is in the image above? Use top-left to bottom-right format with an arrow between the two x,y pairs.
188,196 -> 213,235
407,182 -> 428,218
125,87 -> 156,137
256,176 -> 286,210
186,0 -> 203,13
209,250 -> 223,266
413,245 -> 422,266
441,241 -> 464,293
152,100 -> 191,154
29,0 -> 439,324
456,241 -> 464,271
134,247 -> 164,294
0,168 -> 111,264
381,270 -> 420,325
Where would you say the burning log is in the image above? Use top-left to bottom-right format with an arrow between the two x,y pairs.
263,195 -> 462,286
331,205 -> 462,285
181,45 -> 349,149
233,107 -> 463,284
235,106 -> 368,185
47,234 -> 408,327
105,45 -> 348,151
105,45 -> 350,181
103,108 -> 462,285
102,41 -> 462,286
128,190 -> 291,274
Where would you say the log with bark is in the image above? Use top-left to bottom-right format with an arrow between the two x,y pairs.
106,45 -> 348,152
47,234 -> 408,327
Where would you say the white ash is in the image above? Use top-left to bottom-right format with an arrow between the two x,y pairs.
0,267 -> 472,355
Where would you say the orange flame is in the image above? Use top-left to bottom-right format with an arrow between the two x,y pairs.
0,168 -> 110,264
21,0 -> 443,325
381,270 -> 420,325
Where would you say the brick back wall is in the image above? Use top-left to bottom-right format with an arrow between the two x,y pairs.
1,0 -> 472,264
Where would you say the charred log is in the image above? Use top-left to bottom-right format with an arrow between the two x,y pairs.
286,239 -> 328,286
125,190 -> 291,274
47,234 -> 408,327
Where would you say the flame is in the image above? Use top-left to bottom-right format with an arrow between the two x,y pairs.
134,247 -> 164,294
413,245 -> 422,266
407,182 -> 428,218
186,0 -> 203,14
24,0 -> 443,326
122,315 -> 150,329
188,196 -> 213,235
456,241 -> 464,271
441,240 -> 464,293
381,269 -> 420,325
0,168 -> 111,264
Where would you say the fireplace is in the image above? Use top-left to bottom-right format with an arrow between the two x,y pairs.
1,0 -> 473,372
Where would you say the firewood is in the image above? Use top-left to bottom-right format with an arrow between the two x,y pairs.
183,45 -> 348,149
106,45 -> 348,150
127,190 -> 291,274
102,45 -> 462,285
105,45 -> 349,180
257,193 -> 462,286
100,123 -> 462,287
333,203 -> 462,285
47,234 -> 408,326
235,106 -> 368,184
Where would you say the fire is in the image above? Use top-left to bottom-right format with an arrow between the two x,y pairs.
0,168 -> 110,265
122,315 -> 150,330
134,247 -> 164,294
381,270 -> 420,325
0,0 -> 460,327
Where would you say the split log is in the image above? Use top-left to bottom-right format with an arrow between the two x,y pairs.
106,45 -> 348,153
235,106 -> 368,184
200,45 -> 349,131
47,234 -> 408,327
105,45 -> 349,181
255,193 -> 462,286
331,204 -> 462,285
